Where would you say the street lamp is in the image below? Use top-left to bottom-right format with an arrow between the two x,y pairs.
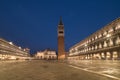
19,47 -> 21,49
9,42 -> 13,45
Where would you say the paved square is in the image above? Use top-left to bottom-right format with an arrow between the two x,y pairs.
0,60 -> 116,80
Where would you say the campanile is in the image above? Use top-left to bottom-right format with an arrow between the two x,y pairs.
57,17 -> 65,60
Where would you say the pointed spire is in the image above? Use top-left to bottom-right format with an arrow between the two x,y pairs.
59,16 -> 63,25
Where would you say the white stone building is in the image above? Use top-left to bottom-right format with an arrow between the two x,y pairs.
35,49 -> 57,60
68,17 -> 120,60
0,38 -> 30,60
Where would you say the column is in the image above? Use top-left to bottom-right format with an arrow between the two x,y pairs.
90,54 -> 92,60
110,51 -> 113,60
117,50 -> 120,60
86,54 -> 88,59
104,52 -> 107,60
88,54 -> 90,59
99,53 -> 102,60
106,52 -> 111,60
91,53 -> 94,60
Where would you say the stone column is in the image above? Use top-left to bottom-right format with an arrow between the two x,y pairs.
110,51 -> 113,60
99,53 -> 102,60
86,54 -> 88,59
88,54 -> 89,59
113,38 -> 116,46
104,52 -> 107,60
92,53 -> 94,60
117,50 -> 120,60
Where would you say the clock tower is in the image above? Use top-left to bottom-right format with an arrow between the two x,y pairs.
58,17 -> 65,60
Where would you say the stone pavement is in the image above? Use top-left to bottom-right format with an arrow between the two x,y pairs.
0,60 -> 116,80
67,60 -> 120,80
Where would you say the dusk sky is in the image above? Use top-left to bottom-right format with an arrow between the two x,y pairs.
0,0 -> 120,54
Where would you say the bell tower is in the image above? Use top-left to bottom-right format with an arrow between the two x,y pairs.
58,17 -> 65,60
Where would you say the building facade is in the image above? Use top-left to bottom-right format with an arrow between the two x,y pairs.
68,18 -> 120,60
58,17 -> 66,60
35,49 -> 57,60
0,38 -> 30,60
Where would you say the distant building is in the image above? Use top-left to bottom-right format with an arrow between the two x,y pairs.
57,17 -> 66,60
68,18 -> 120,60
0,38 -> 30,60
35,49 -> 57,60
35,51 -> 44,59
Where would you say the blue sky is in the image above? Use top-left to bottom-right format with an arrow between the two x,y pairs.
0,0 -> 120,53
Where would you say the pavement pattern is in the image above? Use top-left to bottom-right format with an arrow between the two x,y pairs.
0,60 -> 117,80
67,60 -> 120,80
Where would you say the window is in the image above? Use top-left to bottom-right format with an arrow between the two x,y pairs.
95,36 -> 98,39
49,56 -> 51,59
103,31 -> 107,36
95,45 -> 97,49
103,41 -> 107,47
89,39 -> 91,42
52,56 -> 54,59
109,39 -> 113,46
92,38 -> 94,41
41,56 -> 42,59
116,36 -> 120,45
108,28 -> 113,33
99,43 -> 102,48
59,31 -> 63,33
99,34 -> 102,38
115,24 -> 120,30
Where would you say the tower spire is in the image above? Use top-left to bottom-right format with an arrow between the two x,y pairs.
59,16 -> 63,25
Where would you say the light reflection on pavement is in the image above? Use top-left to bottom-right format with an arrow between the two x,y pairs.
67,60 -> 120,80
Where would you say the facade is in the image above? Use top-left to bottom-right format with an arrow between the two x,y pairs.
0,38 -> 30,60
58,17 -> 66,60
35,51 -> 44,59
68,18 -> 120,60
35,49 -> 57,60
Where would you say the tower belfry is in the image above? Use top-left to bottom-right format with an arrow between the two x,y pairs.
57,17 -> 65,60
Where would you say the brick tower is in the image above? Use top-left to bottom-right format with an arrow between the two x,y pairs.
58,17 -> 65,60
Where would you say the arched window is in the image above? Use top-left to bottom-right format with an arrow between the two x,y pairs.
108,28 -> 113,33
99,33 -> 102,38
41,56 -> 42,59
109,39 -> 113,46
92,38 -> 94,41
52,56 -> 54,59
103,31 -> 107,36
92,46 -> 94,50
49,56 -> 51,59
95,36 -> 98,39
95,45 -> 98,49
116,36 -> 120,45
115,23 -> 120,30
103,41 -> 107,47
99,43 -> 102,49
